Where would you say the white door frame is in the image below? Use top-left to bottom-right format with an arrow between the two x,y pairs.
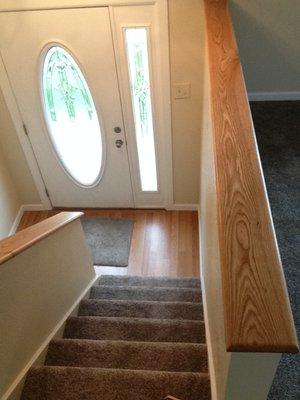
0,0 -> 173,210
0,0 -> 156,12
110,4 -> 173,208
0,54 -> 52,209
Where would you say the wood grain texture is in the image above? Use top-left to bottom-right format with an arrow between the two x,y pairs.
17,209 -> 200,278
0,212 -> 83,265
204,0 -> 298,353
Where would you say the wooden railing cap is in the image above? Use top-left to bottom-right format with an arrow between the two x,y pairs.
204,0 -> 298,353
0,211 -> 83,265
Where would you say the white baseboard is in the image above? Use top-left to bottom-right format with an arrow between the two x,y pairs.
21,203 -> 45,212
9,208 -> 24,236
3,274 -> 99,400
9,204 -> 45,236
167,203 -> 199,211
248,91 -> 300,101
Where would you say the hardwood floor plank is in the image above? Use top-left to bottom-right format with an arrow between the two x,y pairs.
17,209 -> 200,278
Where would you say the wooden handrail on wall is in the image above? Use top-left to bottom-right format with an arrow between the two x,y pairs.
204,0 -> 298,353
0,212 -> 83,265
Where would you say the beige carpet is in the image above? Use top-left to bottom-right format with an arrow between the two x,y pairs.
21,275 -> 210,400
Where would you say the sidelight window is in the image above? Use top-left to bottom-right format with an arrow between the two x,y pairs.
125,28 -> 158,192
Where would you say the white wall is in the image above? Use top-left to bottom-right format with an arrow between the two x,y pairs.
230,0 -> 300,96
0,142 -> 21,239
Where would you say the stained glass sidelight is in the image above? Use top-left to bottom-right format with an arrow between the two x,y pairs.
125,28 -> 158,192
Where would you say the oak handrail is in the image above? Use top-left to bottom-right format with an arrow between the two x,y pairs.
204,0 -> 298,353
0,212 -> 83,265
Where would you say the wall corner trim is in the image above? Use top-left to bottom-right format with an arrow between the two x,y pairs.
9,204 -> 45,236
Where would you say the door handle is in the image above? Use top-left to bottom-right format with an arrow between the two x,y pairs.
115,139 -> 124,148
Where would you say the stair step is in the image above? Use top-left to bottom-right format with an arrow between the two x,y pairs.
64,316 -> 206,343
79,299 -> 203,320
21,366 -> 210,400
90,285 -> 201,303
45,339 -> 208,372
98,275 -> 201,288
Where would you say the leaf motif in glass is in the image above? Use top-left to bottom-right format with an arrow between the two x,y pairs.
42,46 -> 103,186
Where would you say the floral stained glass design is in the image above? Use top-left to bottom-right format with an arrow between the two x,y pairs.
44,48 -> 94,122
125,28 -> 158,192
42,46 -> 103,186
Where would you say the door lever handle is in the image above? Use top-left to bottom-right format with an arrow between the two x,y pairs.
115,139 -> 124,148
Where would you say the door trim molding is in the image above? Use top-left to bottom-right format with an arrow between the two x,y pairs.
0,1 -> 156,13
0,54 -> 52,210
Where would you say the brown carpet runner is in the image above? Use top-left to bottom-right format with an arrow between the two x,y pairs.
21,275 -> 210,399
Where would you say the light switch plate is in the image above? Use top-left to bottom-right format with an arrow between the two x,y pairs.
173,83 -> 191,99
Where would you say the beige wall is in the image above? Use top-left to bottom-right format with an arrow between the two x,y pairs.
230,0 -> 300,94
0,142 -> 21,239
169,0 -> 204,204
0,88 -> 40,204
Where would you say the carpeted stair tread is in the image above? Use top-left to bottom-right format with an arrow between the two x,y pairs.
64,316 -> 206,343
90,285 -> 201,302
21,366 -> 210,400
21,275 -> 209,399
79,298 -> 203,320
45,339 -> 208,372
98,275 -> 201,288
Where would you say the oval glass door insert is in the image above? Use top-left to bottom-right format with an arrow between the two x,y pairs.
41,46 -> 103,186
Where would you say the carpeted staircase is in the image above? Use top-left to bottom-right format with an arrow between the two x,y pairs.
21,275 -> 210,399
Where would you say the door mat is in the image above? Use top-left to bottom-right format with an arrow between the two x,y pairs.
81,217 -> 134,267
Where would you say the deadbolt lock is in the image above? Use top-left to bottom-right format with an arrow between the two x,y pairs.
114,126 -> 122,133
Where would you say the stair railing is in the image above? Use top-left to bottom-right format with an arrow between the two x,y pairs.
199,1 -> 298,399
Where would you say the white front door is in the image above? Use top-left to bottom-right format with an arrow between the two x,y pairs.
0,7 -> 134,207
0,2 -> 172,209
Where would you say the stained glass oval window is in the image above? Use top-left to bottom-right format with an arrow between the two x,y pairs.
42,46 -> 103,186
